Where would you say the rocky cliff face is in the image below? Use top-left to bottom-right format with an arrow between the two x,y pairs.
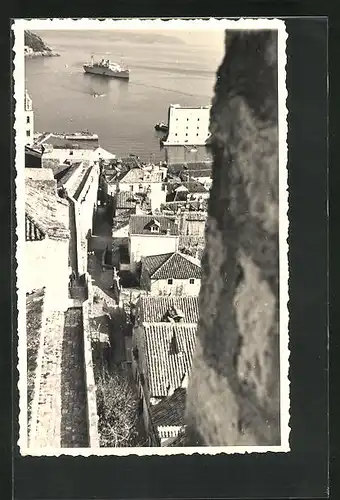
25,31 -> 51,52
185,30 -> 280,446
24,31 -> 59,57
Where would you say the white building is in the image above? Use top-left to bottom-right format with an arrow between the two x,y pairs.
128,215 -> 180,273
140,251 -> 202,296
163,104 -> 212,165
24,90 -> 34,146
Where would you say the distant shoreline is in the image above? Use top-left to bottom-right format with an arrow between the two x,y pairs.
25,50 -> 60,58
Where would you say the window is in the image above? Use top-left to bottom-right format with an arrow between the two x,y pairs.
26,116 -> 30,124
168,279 -> 173,285
189,278 -> 195,284
130,185 -> 134,192
26,130 -> 30,137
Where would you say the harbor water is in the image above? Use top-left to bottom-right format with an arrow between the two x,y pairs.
25,29 -> 225,162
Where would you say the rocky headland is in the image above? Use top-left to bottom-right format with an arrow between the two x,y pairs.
24,30 -> 60,58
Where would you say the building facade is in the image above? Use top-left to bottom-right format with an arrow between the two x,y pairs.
140,252 -> 202,296
128,215 -> 180,273
163,104 -> 212,165
24,90 -> 34,146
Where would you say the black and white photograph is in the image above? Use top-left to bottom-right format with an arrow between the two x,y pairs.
13,18 -> 289,456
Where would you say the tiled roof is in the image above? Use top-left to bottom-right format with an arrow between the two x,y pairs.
138,296 -> 199,323
41,157 -> 61,172
168,162 -> 212,176
115,191 -> 139,209
179,235 -> 205,247
25,178 -> 70,240
168,428 -> 187,446
25,215 -> 45,241
161,200 -> 208,213
25,145 -> 43,158
183,169 -> 212,179
141,323 -> 197,397
143,252 -> 201,280
26,288 -> 45,338
57,162 -> 82,188
54,164 -> 72,183
129,215 -> 179,236
113,211 -> 135,232
120,167 -> 163,184
150,388 -> 186,428
74,166 -> 93,201
104,165 -> 130,184
171,180 -> 209,194
181,212 -> 207,222
142,253 -> 173,276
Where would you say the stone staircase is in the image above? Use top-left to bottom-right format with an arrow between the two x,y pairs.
30,310 -> 65,448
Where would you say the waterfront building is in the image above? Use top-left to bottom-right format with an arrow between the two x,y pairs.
140,251 -> 202,296
24,90 -> 34,146
163,104 -> 212,165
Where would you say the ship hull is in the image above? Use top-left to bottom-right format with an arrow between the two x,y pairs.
83,65 -> 129,80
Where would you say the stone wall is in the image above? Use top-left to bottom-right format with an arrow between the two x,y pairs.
82,299 -> 100,448
186,30 -> 280,446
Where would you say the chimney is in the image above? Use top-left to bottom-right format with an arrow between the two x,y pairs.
181,372 -> 189,389
167,383 -> 175,397
135,202 -> 143,215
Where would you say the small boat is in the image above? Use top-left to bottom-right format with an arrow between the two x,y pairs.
155,121 -> 168,132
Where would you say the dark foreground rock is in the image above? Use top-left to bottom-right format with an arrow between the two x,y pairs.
185,30 -> 280,446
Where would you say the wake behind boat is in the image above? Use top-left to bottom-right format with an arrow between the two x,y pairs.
83,56 -> 130,80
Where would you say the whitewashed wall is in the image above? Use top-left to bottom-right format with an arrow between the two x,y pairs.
150,277 -> 201,296
129,234 -> 179,273
25,238 -> 69,310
